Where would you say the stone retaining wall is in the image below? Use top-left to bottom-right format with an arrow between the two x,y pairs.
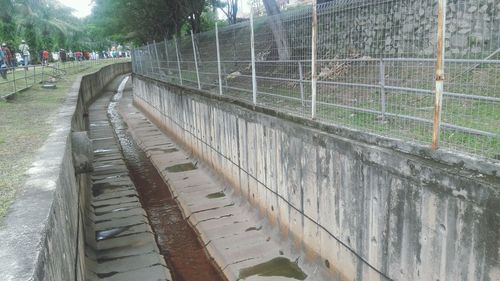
290,0 -> 500,58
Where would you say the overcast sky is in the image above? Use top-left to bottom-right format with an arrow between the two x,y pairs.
57,0 -> 94,18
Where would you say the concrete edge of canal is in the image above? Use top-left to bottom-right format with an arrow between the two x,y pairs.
0,63 -> 131,281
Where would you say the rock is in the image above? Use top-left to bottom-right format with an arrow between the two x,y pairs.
402,23 -> 413,33
376,14 -> 385,24
451,34 -> 467,48
471,46 -> 482,53
226,71 -> 241,79
449,3 -> 456,12
423,47 -> 434,56
458,20 -> 470,28
458,28 -> 472,34
393,12 -> 401,21
467,6 -> 477,13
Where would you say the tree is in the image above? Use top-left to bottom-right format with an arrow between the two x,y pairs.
263,0 -> 290,60
212,0 -> 238,24
0,0 -> 93,62
89,0 -> 213,44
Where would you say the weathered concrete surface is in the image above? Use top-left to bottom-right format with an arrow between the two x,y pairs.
0,62 -> 131,281
118,81 -> 332,281
85,84 -> 171,281
132,75 -> 500,281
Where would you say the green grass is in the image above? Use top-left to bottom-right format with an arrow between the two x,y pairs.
217,62 -> 500,158
0,59 -> 128,221
152,32 -> 500,158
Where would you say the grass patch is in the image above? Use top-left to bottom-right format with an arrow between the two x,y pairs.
0,59 -> 129,221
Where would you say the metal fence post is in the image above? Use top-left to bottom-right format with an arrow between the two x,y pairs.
379,58 -> 386,121
138,49 -> 144,75
24,67 -> 28,88
131,50 -> 136,73
13,66 -> 16,93
250,9 -> 257,105
147,42 -> 154,75
164,39 -> 170,69
174,36 -> 183,85
311,0 -> 318,119
298,62 -> 305,108
432,0 -> 447,150
153,40 -> 161,79
215,23 -> 223,96
190,30 -> 201,89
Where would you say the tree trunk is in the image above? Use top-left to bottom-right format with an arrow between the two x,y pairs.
262,0 -> 290,61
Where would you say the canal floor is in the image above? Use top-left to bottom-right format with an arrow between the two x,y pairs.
107,77 -> 227,281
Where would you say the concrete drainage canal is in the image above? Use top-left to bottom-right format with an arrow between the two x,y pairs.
86,74 -> 324,281
3,65 -> 497,281
93,76 -> 227,281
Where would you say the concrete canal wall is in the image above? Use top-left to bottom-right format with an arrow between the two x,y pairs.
0,62 -> 131,281
133,75 -> 500,281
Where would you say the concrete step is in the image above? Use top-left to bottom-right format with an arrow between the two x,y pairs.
85,90 -> 172,281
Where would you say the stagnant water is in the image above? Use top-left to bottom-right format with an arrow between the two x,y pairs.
107,87 -> 227,281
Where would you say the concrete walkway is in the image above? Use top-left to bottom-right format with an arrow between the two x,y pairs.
118,78 -> 331,281
84,79 -> 172,281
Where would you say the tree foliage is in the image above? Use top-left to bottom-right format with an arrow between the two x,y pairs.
89,0 -> 225,45
0,0 -> 103,61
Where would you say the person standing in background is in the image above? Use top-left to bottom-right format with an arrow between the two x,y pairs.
0,47 -> 6,79
59,49 -> 67,63
42,49 -> 49,65
18,39 -> 30,69
2,43 -> 12,67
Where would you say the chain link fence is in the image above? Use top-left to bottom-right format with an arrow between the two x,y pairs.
133,0 -> 500,160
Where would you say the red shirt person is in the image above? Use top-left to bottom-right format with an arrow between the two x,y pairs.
1,43 -> 12,67
42,50 -> 49,65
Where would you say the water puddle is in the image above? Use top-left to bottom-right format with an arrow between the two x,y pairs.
238,257 -> 307,280
96,226 -> 131,241
107,82 -> 226,281
206,192 -> 225,199
95,207 -> 133,216
245,226 -> 262,232
94,148 -> 115,153
149,148 -> 178,153
166,163 -> 197,173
